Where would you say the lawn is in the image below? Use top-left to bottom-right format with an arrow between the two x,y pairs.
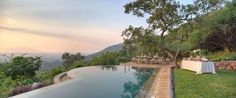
174,69 -> 236,98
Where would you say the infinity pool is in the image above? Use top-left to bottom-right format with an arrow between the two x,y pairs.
12,66 -> 156,98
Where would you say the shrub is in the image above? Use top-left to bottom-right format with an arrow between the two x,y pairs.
50,67 -> 65,76
72,60 -> 89,68
3,56 -> 42,80
2,77 -> 16,88
90,52 -> 126,65
207,52 -> 236,61
14,76 -> 40,86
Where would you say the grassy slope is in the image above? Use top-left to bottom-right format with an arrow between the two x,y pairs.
174,69 -> 236,98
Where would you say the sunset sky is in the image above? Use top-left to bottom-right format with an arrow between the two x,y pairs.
0,0 -> 192,54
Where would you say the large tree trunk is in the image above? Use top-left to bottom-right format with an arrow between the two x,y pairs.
159,30 -> 175,63
173,41 -> 182,69
164,49 -> 174,60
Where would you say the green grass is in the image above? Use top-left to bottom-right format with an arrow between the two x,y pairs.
174,69 -> 236,98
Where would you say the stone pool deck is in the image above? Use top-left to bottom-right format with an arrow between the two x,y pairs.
154,66 -> 173,98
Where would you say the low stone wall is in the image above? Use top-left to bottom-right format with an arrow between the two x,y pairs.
215,61 -> 236,70
53,72 -> 68,84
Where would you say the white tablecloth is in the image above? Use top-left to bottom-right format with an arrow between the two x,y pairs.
181,60 -> 216,74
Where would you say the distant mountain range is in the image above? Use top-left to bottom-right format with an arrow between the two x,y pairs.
0,44 -> 123,70
85,43 -> 123,61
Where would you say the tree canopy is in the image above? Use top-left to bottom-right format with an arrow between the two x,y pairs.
122,0 -> 228,68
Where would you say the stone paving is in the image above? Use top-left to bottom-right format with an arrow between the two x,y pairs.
154,66 -> 172,98
145,65 -> 172,98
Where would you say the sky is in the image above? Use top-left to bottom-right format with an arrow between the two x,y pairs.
0,0 -> 193,54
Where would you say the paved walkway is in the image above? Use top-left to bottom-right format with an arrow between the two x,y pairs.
154,66 -> 172,98
145,65 -> 172,98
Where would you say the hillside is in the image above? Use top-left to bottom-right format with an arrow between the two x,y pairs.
85,43 -> 123,61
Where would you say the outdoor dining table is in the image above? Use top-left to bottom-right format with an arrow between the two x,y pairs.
181,60 -> 216,74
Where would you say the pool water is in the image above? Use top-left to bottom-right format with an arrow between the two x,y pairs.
12,66 -> 156,98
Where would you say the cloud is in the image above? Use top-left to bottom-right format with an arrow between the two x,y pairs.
0,0 -> 128,53
0,25 -> 122,47
0,25 -> 83,40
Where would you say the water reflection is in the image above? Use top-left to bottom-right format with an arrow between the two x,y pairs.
101,65 -> 117,71
121,67 -> 154,98
12,66 -> 155,98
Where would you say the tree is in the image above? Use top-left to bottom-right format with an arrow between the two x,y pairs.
62,52 -> 85,68
62,52 -> 72,67
74,53 -> 85,60
122,26 -> 160,57
4,56 -> 42,80
199,3 -> 236,52
123,0 -> 226,68
90,51 -> 126,65
166,24 -> 192,66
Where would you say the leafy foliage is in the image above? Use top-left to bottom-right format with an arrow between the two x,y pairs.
199,3 -> 236,52
71,60 -> 90,68
122,0 -> 226,65
122,26 -> 160,56
3,56 -> 42,80
50,67 -> 65,77
207,52 -> 236,61
0,56 -> 42,97
62,52 -> 85,68
122,0 -> 227,69
90,51 -> 127,65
